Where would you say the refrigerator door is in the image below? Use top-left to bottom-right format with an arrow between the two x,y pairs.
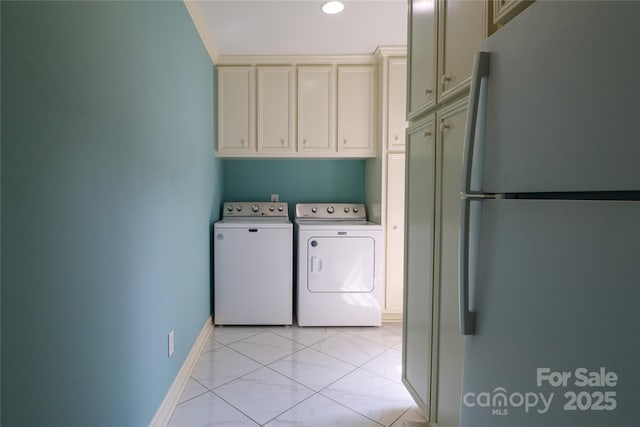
460,199 -> 639,426
465,1 -> 640,194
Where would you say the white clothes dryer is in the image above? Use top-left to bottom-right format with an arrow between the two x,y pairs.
295,203 -> 383,326
214,202 -> 292,325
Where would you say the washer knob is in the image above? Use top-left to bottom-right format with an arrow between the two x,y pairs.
236,205 -> 243,212
327,206 -> 335,214
344,207 -> 350,213
251,204 -> 259,213
311,207 -> 317,213
226,205 -> 233,212
278,205 -> 284,212
269,205 -> 275,211
353,206 -> 359,213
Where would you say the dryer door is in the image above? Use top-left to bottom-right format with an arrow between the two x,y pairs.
307,236 -> 375,292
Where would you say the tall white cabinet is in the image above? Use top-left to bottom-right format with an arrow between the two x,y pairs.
404,115 -> 436,410
404,98 -> 469,427
402,1 -> 489,426
365,47 -> 407,320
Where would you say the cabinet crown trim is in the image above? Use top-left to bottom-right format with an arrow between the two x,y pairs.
216,54 -> 377,66
374,45 -> 407,58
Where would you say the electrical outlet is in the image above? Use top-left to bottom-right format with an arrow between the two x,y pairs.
271,194 -> 279,202
168,330 -> 175,357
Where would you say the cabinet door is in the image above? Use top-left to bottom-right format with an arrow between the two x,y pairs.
438,0 -> 485,103
337,65 -> 375,155
307,236 -> 375,292
298,66 -> 334,153
407,0 -> 437,119
493,0 -> 534,27
217,66 -> 254,153
431,98 -> 467,427
387,58 -> 408,152
385,153 -> 406,313
402,115 -> 436,416
257,66 -> 295,153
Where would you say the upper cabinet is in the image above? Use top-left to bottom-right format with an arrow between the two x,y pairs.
337,65 -> 375,154
216,58 -> 375,158
298,66 -> 334,154
217,66 -> 254,154
407,0 -> 488,120
387,57 -> 408,151
438,0 -> 486,102
493,0 -> 534,28
407,0 -> 438,118
257,66 -> 295,154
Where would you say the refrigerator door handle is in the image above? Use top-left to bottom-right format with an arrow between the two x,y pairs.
459,198 -> 476,335
461,51 -> 490,195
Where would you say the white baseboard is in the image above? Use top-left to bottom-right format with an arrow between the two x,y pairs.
382,312 -> 403,323
149,316 -> 213,427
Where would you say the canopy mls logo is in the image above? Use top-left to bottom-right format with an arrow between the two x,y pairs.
463,387 -> 554,416
463,367 -> 619,417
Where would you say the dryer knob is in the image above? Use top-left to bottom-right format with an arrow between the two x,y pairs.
327,206 -> 335,214
353,206 -> 359,213
269,205 -> 275,211
236,205 -> 243,212
311,207 -> 317,213
251,204 -> 259,213
226,205 -> 233,212
344,207 -> 350,213
278,205 -> 284,212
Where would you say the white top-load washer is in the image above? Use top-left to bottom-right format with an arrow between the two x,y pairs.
214,202 -> 292,325
295,203 -> 383,326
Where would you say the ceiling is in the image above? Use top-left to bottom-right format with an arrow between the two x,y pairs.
187,0 -> 408,57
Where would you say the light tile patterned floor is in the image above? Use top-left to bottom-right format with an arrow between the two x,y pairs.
168,323 -> 429,426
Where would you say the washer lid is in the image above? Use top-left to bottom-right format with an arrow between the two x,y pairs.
215,217 -> 292,228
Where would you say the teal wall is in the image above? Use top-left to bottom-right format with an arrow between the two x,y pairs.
223,159 -> 365,217
1,1 -> 222,426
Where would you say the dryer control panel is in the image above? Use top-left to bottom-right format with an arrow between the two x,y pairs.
223,202 -> 289,217
295,203 -> 367,220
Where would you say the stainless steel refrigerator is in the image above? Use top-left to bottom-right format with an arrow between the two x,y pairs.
459,2 -> 640,426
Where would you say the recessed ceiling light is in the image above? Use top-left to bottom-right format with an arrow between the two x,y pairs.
322,1 -> 345,15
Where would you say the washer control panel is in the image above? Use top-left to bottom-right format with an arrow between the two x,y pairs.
223,202 -> 289,217
295,203 -> 367,220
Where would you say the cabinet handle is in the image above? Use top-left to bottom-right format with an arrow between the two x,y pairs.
343,139 -> 347,145
394,135 -> 399,141
423,129 -> 432,137
441,74 -> 452,89
303,139 -> 308,146
393,225 -> 398,230
241,138 -> 247,147
441,121 -> 450,132
424,88 -> 433,95
280,139 -> 287,147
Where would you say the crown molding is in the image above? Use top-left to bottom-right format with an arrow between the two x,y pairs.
183,0 -> 220,64
374,45 -> 407,59
215,54 -> 379,66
